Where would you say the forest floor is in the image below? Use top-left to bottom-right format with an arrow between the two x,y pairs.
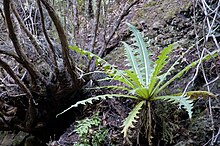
55,0 -> 220,146
1,0 -> 220,146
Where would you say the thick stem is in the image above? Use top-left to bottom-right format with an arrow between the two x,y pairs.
37,0 -> 59,77
87,0 -> 101,72
146,101 -> 152,146
40,0 -> 79,82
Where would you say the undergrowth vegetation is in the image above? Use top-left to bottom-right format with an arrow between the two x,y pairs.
73,112 -> 107,146
59,23 -> 218,145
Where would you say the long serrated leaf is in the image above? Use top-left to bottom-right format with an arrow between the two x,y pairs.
151,46 -> 194,96
127,23 -> 151,86
151,55 -> 180,96
57,94 -> 140,117
121,101 -> 145,137
153,95 -> 193,119
131,87 -> 149,99
154,49 -> 219,96
70,45 -> 111,68
149,44 -> 173,93
123,42 -> 144,85
70,46 -> 137,89
174,90 -> 217,100
124,70 -> 143,87
109,70 -> 137,89
86,85 -> 131,92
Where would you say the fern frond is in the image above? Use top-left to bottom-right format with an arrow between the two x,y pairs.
149,44 -> 173,93
70,46 -> 119,73
101,69 -> 144,89
127,23 -> 152,87
153,95 -> 193,118
73,94 -> 140,106
151,56 -> 181,96
112,71 -> 135,88
121,101 -> 145,138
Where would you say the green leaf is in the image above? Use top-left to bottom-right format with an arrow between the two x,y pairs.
57,94 -> 140,117
123,42 -> 144,85
86,85 -> 131,92
151,46 -> 193,96
154,49 -> 219,96
108,70 -> 137,89
127,23 -> 152,87
151,56 -> 180,96
130,87 -> 149,99
149,44 -> 173,93
153,95 -> 193,119
70,45 -> 138,89
121,101 -> 145,137
70,45 -> 113,70
175,90 -> 217,100
124,70 -> 143,88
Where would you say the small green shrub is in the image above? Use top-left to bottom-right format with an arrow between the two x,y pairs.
73,113 -> 108,146
59,23 -> 217,144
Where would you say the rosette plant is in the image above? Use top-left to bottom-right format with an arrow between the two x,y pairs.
60,23 -> 217,144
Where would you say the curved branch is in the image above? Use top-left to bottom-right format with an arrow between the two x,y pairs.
37,0 -> 59,76
0,58 -> 36,130
0,7 -> 5,20
0,49 -> 22,63
105,0 -> 139,47
40,0 -> 78,81
3,0 -> 46,84
0,58 -> 32,99
87,0 -> 101,72
11,3 -> 44,56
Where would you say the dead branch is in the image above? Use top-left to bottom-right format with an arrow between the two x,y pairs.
0,58 -> 32,103
104,0 -> 139,48
0,7 -> 5,20
89,0 -> 101,53
89,0 -> 139,72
